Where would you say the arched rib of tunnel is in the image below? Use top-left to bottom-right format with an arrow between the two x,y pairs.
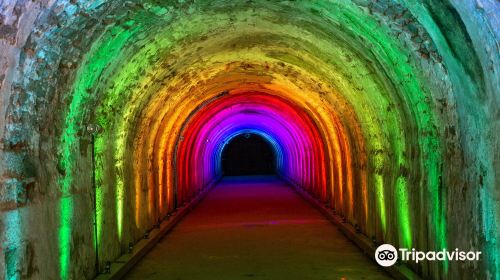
0,1 -> 498,280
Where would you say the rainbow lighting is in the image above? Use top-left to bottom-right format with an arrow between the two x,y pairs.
176,92 -> 329,203
0,1 -> 498,280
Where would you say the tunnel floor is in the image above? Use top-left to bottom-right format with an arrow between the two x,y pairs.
124,176 -> 392,280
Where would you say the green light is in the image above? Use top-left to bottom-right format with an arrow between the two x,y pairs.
375,175 -> 387,233
59,197 -> 73,280
396,176 -> 412,248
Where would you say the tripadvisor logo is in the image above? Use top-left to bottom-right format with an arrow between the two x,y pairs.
375,244 -> 398,267
374,244 -> 481,267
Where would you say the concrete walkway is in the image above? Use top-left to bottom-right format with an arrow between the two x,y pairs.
124,176 -> 392,280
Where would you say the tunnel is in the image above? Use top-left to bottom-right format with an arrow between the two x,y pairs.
221,133 -> 275,176
0,1 -> 499,279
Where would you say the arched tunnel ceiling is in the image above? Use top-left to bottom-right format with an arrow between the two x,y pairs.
0,0 -> 499,279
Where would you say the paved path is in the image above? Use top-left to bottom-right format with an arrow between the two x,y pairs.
124,176 -> 392,280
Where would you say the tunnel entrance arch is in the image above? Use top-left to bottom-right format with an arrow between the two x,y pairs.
221,133 -> 276,176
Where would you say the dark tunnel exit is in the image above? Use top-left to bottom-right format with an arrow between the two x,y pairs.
221,133 -> 276,176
